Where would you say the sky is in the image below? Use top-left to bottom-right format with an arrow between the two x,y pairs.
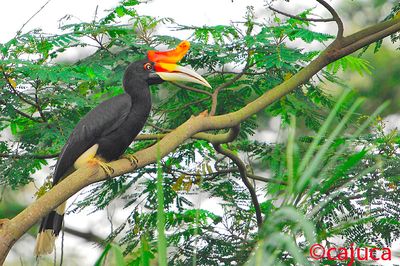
0,0 -> 341,43
2,0 -> 399,265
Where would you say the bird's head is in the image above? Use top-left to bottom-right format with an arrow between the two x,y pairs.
123,41 -> 211,92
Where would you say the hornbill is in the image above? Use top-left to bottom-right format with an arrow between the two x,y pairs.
34,41 -> 210,255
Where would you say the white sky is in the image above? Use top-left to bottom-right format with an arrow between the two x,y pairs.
2,0 -> 399,265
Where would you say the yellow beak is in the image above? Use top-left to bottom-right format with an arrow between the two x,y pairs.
155,63 -> 211,88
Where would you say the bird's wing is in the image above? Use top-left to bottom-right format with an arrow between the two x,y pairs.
52,94 -> 132,184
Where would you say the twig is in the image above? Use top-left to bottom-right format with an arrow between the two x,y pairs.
247,173 -> 286,185
168,167 -> 287,185
209,64 -> 248,116
34,81 -> 47,122
156,98 -> 209,113
209,18 -> 255,116
60,222 -> 64,266
15,0 -> 53,36
2,71 -> 38,107
269,6 -> 334,22
0,152 -> 58,159
63,226 -> 104,245
0,99 -> 41,123
171,82 -> 212,96
211,70 -> 268,76
146,122 -> 172,132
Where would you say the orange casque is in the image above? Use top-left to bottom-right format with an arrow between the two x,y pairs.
147,40 -> 190,72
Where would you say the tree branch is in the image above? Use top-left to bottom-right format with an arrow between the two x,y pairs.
63,226 -> 104,246
168,167 -> 287,185
1,14 -> 400,264
170,81 -> 212,96
315,0 -> 344,39
213,140 -> 263,228
0,130 -> 239,160
211,70 -> 268,76
156,98 -> 209,113
0,99 -> 41,123
33,81 -> 47,123
15,0 -> 52,36
2,71 -> 38,108
0,153 -> 59,159
210,65 -> 248,116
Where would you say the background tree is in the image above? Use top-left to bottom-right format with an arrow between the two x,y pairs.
1,0 -> 400,265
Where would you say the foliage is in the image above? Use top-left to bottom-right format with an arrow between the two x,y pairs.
1,1 -> 400,265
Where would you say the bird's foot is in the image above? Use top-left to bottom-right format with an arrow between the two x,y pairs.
89,158 -> 114,177
122,154 -> 139,169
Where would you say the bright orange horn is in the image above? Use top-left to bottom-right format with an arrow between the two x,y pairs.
147,40 -> 190,63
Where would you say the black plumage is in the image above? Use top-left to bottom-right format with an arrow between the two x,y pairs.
35,59 -> 163,253
35,40 -> 210,255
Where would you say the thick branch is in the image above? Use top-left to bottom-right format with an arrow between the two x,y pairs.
0,130 -> 238,160
1,15 -> 400,264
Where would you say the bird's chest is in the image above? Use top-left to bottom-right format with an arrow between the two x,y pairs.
97,106 -> 150,161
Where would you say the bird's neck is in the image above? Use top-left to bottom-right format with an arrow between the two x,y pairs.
125,81 -> 152,112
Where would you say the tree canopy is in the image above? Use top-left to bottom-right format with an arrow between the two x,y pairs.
1,0 -> 400,265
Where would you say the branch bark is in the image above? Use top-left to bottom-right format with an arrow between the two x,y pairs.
1,14 -> 400,264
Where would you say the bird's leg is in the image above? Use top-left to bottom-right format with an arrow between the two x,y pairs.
121,154 -> 139,169
88,157 -> 114,177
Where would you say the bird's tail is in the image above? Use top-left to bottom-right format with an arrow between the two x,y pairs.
34,201 -> 66,256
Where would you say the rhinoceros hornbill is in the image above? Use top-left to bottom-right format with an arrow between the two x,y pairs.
34,41 -> 211,255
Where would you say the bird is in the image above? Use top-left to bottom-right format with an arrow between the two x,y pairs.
34,40 -> 211,255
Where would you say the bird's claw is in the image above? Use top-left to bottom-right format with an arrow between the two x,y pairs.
122,154 -> 139,169
88,157 -> 115,177
98,161 -> 115,177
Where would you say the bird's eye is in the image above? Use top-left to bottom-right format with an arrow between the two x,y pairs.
143,63 -> 153,71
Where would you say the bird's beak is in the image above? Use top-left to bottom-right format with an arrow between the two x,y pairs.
147,40 -> 212,88
154,63 -> 211,88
